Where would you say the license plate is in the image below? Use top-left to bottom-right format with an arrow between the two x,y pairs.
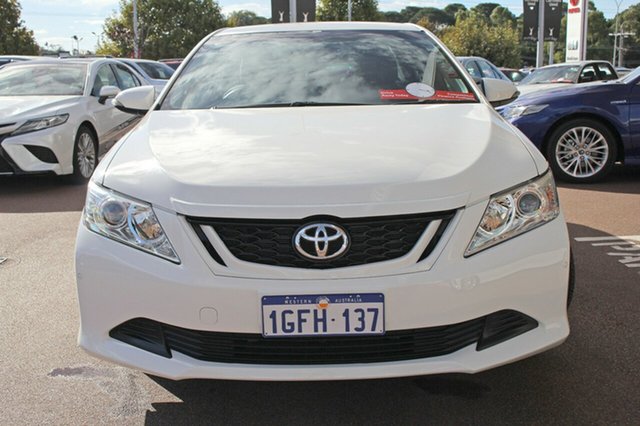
261,293 -> 384,337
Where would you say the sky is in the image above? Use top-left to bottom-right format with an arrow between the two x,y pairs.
19,0 -> 629,52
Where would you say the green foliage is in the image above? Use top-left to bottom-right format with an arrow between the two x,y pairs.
100,0 -> 224,59
410,7 -> 454,27
0,0 -> 39,55
490,6 -> 515,28
586,10 -> 613,60
317,0 -> 379,21
617,4 -> 640,66
379,11 -> 403,22
443,4 -> 466,18
441,12 -> 520,67
470,3 -> 500,20
226,10 -> 268,27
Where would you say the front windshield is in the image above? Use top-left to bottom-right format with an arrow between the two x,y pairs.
520,65 -> 579,85
621,66 -> 640,83
161,30 -> 477,110
0,63 -> 86,96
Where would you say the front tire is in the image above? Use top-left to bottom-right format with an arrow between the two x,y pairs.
546,119 -> 617,183
69,126 -> 98,184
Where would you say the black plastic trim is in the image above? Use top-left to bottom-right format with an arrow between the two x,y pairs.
24,145 -> 59,164
110,310 -> 537,365
189,222 -> 227,266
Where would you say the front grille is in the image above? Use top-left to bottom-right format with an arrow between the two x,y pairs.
109,310 -> 538,365
187,211 -> 454,269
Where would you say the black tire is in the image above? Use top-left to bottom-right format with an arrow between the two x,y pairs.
68,126 -> 98,184
546,119 -> 617,183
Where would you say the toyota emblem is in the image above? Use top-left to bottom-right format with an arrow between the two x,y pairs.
293,223 -> 350,260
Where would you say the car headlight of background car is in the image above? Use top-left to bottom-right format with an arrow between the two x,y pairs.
499,104 -> 548,120
82,182 -> 180,263
465,171 -> 560,256
11,114 -> 69,136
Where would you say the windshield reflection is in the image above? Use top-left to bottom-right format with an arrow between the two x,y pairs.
162,30 -> 476,109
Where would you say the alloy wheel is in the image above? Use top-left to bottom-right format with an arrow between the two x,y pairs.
555,126 -> 609,178
77,132 -> 96,178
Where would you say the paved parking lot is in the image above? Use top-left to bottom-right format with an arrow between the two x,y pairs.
1,167 -> 638,425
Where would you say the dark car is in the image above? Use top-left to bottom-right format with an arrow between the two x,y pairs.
158,58 -> 183,70
500,68 -> 529,83
499,67 -> 640,182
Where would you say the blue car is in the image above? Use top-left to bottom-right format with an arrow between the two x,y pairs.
500,66 -> 640,182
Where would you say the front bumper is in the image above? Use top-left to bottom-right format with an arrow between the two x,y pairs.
0,125 -> 75,176
76,204 -> 571,381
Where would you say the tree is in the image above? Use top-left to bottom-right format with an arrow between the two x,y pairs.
441,12 -> 520,67
615,4 -> 640,67
489,6 -> 516,28
397,7 -> 422,22
470,3 -> 501,21
379,11 -> 403,22
0,0 -> 39,55
317,0 -> 378,21
585,9 -> 612,60
409,7 -> 454,27
226,10 -> 268,27
99,0 -> 224,59
444,4 -> 466,18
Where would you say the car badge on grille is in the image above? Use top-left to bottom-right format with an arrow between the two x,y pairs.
293,223 -> 349,261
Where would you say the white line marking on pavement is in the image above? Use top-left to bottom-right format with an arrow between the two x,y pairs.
574,235 -> 640,272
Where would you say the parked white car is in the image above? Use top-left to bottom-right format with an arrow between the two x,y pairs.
76,22 -> 572,381
116,58 -> 174,92
0,58 -> 146,182
517,61 -> 619,96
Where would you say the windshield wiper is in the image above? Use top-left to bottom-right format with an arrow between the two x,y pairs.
214,101 -> 368,109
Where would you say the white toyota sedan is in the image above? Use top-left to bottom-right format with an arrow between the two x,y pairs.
0,58 -> 144,182
76,22 -> 573,381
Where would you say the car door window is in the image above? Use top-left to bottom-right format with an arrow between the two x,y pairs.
465,61 -> 481,78
579,65 -> 597,83
113,64 -> 140,90
477,60 -> 498,79
92,64 -> 119,96
596,64 -> 617,81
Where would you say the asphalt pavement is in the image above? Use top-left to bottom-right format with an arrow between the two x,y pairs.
0,166 -> 638,425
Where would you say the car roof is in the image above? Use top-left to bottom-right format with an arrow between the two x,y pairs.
538,60 -> 613,69
1,57 -> 133,68
118,58 -> 159,64
0,55 -> 41,60
217,22 -> 421,36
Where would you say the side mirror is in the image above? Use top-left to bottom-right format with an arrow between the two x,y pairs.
482,78 -> 519,107
98,85 -> 120,104
113,86 -> 156,115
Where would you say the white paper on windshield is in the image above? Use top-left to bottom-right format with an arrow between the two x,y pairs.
405,82 -> 435,98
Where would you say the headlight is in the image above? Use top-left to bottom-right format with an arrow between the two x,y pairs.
12,114 -> 69,136
82,182 -> 180,263
465,171 -> 560,257
500,104 -> 548,120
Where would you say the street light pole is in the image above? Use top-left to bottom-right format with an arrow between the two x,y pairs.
91,31 -> 101,52
133,0 -> 139,58
348,0 -> 352,21
535,0 -> 546,67
612,0 -> 624,67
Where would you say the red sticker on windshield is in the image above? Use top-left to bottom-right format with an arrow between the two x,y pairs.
379,89 -> 417,100
432,91 -> 476,101
379,89 -> 475,101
